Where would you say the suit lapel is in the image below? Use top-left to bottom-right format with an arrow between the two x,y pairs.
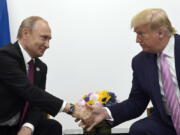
174,34 -> 180,89
147,54 -> 162,102
145,53 -> 166,117
13,42 -> 27,74
34,59 -> 42,86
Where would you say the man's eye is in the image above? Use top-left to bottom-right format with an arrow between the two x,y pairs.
41,36 -> 47,40
139,32 -> 145,37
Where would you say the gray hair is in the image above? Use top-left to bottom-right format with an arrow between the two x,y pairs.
17,16 -> 47,39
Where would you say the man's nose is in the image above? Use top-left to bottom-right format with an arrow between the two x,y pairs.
136,35 -> 141,43
44,40 -> 49,48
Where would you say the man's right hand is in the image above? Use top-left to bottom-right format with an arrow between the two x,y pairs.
72,104 -> 92,119
64,103 -> 92,120
64,103 -> 110,131
17,126 -> 33,135
74,104 -> 109,131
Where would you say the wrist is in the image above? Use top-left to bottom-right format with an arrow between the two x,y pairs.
19,126 -> 33,135
64,103 -> 75,115
63,103 -> 70,113
103,108 -> 111,120
67,103 -> 75,115
22,123 -> 34,133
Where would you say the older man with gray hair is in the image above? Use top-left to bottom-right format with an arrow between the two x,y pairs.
0,16 -> 86,135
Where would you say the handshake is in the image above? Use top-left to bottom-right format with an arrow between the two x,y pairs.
65,103 -> 110,131
64,91 -> 118,131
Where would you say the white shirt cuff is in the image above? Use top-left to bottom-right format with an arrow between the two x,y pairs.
104,107 -> 114,121
22,123 -> 34,133
59,101 -> 67,112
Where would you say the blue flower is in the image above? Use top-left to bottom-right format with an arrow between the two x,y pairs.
84,96 -> 89,102
108,92 -> 117,103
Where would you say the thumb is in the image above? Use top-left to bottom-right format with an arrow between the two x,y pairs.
85,103 -> 93,110
74,118 -> 80,122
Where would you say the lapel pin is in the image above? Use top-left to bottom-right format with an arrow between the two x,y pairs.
36,67 -> 40,72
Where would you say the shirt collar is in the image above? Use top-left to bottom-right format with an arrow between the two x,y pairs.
161,35 -> 175,58
18,42 -> 34,65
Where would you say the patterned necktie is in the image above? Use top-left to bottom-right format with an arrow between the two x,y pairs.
19,60 -> 34,126
160,53 -> 180,135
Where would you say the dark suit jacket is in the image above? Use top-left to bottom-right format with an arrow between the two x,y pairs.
109,34 -> 180,127
0,42 -> 63,127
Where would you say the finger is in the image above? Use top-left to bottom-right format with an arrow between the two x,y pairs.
79,124 -> 86,129
78,121 -> 86,128
75,118 -> 80,122
83,117 -> 93,125
85,104 -> 93,110
86,122 -> 97,131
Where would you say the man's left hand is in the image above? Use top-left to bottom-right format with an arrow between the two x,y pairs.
17,126 -> 33,135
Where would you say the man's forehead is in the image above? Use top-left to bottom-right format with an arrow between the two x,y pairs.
33,21 -> 51,32
39,30 -> 52,38
33,20 -> 50,30
134,24 -> 150,32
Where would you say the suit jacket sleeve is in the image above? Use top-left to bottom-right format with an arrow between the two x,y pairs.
0,44 -> 63,117
108,56 -> 150,127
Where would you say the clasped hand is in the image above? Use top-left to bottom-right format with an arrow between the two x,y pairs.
72,104 -> 108,131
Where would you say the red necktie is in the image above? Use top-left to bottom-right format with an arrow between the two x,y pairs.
19,60 -> 34,126
160,53 -> 180,135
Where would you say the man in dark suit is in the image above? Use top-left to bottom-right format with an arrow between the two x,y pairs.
78,8 -> 180,135
0,16 -> 85,135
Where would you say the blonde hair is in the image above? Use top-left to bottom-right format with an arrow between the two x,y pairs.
17,16 -> 47,39
131,8 -> 176,36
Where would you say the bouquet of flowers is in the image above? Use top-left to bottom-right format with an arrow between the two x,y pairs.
77,90 -> 119,134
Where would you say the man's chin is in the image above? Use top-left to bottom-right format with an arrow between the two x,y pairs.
37,53 -> 44,57
143,49 -> 157,54
142,48 -> 149,52
143,48 -> 151,53
39,51 -> 45,56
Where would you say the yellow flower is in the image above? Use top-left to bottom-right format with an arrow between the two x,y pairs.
98,91 -> 111,105
86,100 -> 95,105
82,95 -> 88,99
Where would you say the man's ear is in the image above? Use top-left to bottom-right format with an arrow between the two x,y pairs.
22,28 -> 30,39
158,29 -> 165,39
